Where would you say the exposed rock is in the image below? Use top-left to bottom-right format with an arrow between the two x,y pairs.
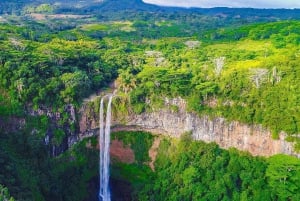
110,140 -> 135,164
79,103 -> 99,135
149,137 -> 161,171
184,40 -> 201,49
27,105 -> 60,120
66,104 -> 76,123
127,110 -> 299,157
145,50 -> 163,57
78,97 -> 300,158
85,138 -> 135,164
164,96 -> 186,112
27,104 -> 77,156
68,135 -> 79,147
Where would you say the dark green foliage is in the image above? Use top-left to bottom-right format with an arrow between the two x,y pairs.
130,88 -> 147,114
0,127 -> 98,201
111,163 -> 153,200
1,125 -> 299,201
53,129 -> 65,145
0,129 -> 154,201
110,131 -> 154,199
41,140 -> 98,201
0,130 -> 47,200
138,137 -> 300,201
0,89 -> 23,116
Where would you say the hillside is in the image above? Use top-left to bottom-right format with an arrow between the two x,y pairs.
2,0 -> 300,20
0,1 -> 300,200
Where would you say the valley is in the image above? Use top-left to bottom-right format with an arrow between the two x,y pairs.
0,0 -> 300,200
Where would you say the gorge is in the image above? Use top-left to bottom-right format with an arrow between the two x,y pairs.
1,1 -> 300,200
79,96 -> 300,159
83,95 -> 300,200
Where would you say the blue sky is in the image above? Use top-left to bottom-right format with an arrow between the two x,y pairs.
143,0 -> 300,8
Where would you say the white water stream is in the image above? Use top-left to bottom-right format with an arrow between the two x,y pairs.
99,95 -> 113,201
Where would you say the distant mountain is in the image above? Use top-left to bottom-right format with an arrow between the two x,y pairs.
2,0 -> 300,21
82,0 -> 300,20
97,0 -> 156,10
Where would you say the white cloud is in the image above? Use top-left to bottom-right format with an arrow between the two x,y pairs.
143,0 -> 300,8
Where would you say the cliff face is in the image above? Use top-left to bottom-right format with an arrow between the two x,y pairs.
26,104 -> 78,156
127,110 -> 296,157
78,97 -> 300,158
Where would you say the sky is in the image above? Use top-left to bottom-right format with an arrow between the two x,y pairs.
143,0 -> 300,9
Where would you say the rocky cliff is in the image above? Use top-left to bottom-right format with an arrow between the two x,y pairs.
26,104 -> 78,156
78,97 -> 300,158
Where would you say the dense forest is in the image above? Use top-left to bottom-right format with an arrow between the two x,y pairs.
0,0 -> 300,200
2,19 -> 299,145
139,133 -> 300,201
2,129 -> 299,200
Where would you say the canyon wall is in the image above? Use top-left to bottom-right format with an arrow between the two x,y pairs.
126,110 -> 297,157
78,97 -> 300,158
26,104 -> 77,156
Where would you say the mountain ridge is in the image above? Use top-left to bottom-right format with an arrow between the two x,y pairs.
2,0 -> 300,20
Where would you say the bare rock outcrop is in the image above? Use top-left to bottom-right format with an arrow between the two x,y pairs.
127,110 -> 298,157
78,97 -> 300,158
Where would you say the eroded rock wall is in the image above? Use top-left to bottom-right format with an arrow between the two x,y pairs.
127,110 -> 298,157
78,97 -> 300,158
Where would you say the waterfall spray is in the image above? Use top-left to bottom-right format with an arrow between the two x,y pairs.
99,95 -> 113,201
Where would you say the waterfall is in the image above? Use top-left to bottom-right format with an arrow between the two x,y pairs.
99,97 -> 105,200
99,95 -> 113,201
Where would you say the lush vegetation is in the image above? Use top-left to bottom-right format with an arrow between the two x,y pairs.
0,130 -> 153,201
0,23 -> 127,109
0,126 -> 98,201
0,114 -> 300,201
118,20 -> 300,148
110,131 -> 154,200
1,0 -> 300,200
137,134 -> 300,201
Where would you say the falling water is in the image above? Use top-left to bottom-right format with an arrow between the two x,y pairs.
99,97 -> 105,200
99,95 -> 113,201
